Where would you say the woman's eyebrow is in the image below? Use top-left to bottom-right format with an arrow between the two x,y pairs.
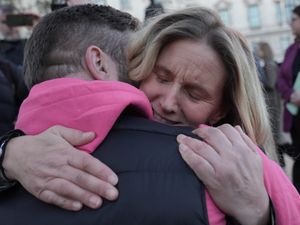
155,64 -> 174,77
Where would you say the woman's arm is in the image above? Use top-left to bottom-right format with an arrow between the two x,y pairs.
177,124 -> 270,225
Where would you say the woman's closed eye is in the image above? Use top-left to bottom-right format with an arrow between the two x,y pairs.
186,89 -> 201,101
184,87 -> 211,102
155,73 -> 171,83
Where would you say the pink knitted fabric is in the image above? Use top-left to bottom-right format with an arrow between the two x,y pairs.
15,78 -> 153,153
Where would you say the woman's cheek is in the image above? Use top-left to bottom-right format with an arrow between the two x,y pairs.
186,104 -> 210,126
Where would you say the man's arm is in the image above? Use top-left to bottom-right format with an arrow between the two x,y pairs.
1,126 -> 119,211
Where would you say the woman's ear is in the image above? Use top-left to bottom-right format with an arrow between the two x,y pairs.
84,45 -> 109,80
209,110 -> 228,126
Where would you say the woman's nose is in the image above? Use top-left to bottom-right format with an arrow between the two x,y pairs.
160,88 -> 179,113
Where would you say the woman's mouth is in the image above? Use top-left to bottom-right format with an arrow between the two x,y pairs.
153,111 -> 181,125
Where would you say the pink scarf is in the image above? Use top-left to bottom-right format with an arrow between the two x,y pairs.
15,78 -> 153,153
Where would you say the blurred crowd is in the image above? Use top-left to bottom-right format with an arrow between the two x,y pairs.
253,5 -> 300,193
0,0 -> 300,194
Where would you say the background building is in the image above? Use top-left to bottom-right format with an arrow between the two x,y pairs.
1,0 -> 300,61
120,0 -> 300,62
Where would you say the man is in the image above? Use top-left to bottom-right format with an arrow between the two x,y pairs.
1,4 -> 138,209
0,5 -> 211,225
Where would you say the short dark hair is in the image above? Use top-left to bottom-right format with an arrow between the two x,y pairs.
293,5 -> 300,17
24,4 -> 140,88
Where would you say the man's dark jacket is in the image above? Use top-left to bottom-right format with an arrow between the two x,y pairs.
0,116 -> 209,225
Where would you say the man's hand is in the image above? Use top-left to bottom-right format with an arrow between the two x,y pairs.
177,124 -> 270,225
3,126 -> 119,211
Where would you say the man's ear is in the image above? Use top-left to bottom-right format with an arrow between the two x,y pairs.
84,45 -> 109,80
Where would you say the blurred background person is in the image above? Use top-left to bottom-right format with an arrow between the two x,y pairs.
277,5 -> 300,193
0,3 -> 30,135
0,4 -> 25,65
256,41 -> 285,167
144,0 -> 164,21
0,57 -> 28,135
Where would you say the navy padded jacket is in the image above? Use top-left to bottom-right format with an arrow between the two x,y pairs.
0,116 -> 209,225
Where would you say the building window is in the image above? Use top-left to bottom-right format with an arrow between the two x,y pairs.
120,0 -> 131,10
215,0 -> 232,26
218,8 -> 231,26
247,4 -> 261,29
275,1 -> 283,25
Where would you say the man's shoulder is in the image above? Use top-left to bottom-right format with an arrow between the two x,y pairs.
113,115 -> 194,137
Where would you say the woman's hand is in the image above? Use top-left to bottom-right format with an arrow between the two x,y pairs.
177,124 -> 270,225
3,126 -> 119,211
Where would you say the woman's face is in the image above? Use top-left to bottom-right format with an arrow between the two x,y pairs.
291,13 -> 300,37
139,39 -> 227,127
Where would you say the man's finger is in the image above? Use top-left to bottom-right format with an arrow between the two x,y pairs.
48,125 -> 95,146
68,151 -> 118,186
39,190 -> 83,211
42,178 -> 108,209
58,164 -> 119,201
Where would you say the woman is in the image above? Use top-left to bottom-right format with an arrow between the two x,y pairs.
256,41 -> 284,165
126,8 -> 299,224
128,8 -> 276,159
277,5 -> 300,193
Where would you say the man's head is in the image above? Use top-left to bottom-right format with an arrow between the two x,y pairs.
24,4 -> 140,88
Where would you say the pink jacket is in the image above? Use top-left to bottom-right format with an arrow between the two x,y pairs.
16,78 -> 300,225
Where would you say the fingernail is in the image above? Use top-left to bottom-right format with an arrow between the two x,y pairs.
105,188 -> 118,200
179,143 -> 188,152
89,196 -> 101,208
84,131 -> 96,139
73,201 -> 82,210
176,134 -> 186,142
235,125 -> 243,132
108,175 -> 118,185
198,124 -> 209,128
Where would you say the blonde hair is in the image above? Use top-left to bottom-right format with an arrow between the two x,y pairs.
128,7 -> 278,161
